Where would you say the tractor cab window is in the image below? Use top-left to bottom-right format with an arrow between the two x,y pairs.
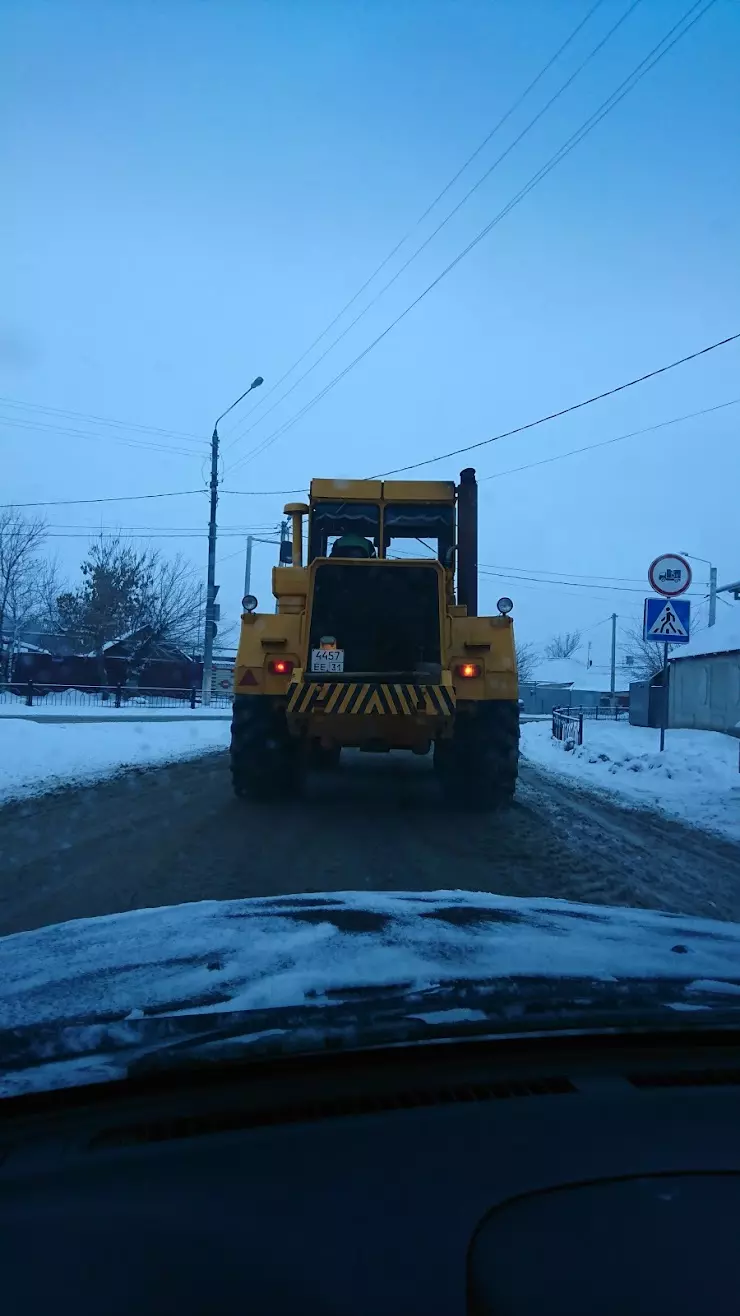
383,503 -> 454,565
309,501 -> 380,561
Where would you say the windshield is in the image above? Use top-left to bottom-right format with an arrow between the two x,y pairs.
383,503 -> 455,564
2,0 -> 739,1099
309,502 -> 381,560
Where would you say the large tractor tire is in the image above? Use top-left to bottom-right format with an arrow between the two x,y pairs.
309,742 -> 342,772
230,695 -> 304,802
434,700 -> 519,810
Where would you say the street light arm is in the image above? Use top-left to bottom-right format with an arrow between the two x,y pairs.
680,550 -> 712,567
215,377 -> 264,428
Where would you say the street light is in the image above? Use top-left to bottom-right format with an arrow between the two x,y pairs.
680,550 -> 717,627
202,376 -> 264,705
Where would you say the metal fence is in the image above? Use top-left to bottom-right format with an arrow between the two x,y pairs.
551,702 -> 628,746
0,683 -> 233,710
576,703 -> 629,722
552,707 -> 584,746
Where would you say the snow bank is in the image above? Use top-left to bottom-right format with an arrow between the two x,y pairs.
521,720 -> 740,842
0,718 -> 231,805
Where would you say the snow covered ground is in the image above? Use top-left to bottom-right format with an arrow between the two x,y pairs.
522,720 -> 740,842
0,718 -> 231,805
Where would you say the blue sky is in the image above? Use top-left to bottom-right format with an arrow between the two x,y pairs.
3,0 -> 739,665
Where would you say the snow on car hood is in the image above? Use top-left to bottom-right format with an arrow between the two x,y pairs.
2,890 -> 740,1032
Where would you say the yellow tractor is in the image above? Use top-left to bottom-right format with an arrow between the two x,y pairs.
230,468 -> 519,807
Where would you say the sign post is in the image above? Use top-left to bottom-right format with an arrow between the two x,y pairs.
644,553 -> 692,752
660,642 -> 669,754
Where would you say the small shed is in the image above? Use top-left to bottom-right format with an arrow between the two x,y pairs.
669,613 -> 740,736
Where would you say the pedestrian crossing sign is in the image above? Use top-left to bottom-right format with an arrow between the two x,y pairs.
643,596 -> 691,644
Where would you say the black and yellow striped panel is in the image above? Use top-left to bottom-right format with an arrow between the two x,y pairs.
287,681 -> 455,717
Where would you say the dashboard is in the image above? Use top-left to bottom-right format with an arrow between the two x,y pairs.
0,1031 -> 739,1314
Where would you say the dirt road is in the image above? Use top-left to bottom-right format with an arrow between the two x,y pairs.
0,749 -> 739,937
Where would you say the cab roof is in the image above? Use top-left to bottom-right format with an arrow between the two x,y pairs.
310,478 -> 455,503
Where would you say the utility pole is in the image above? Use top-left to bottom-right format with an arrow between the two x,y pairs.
709,565 -> 717,627
202,424 -> 220,706
243,534 -> 254,598
201,375 -> 263,705
610,613 -> 617,695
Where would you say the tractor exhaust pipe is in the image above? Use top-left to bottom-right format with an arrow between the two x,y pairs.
457,467 -> 478,617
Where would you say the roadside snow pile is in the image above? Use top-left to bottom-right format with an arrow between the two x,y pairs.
521,720 -> 740,842
0,719 -> 231,805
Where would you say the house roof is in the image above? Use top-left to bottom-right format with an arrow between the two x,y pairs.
525,657 -> 625,692
1,639 -> 48,655
99,626 -> 152,654
671,610 -> 740,661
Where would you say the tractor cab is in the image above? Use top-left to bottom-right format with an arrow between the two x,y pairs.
300,479 -> 456,567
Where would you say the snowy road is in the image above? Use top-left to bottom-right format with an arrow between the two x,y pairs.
1,749 -> 739,938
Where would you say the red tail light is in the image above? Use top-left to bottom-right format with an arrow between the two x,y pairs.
268,659 -> 295,676
456,662 -> 481,680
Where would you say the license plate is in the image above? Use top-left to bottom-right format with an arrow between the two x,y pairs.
311,648 -> 344,673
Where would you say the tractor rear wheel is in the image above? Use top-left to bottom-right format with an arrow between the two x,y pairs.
230,695 -> 304,801
435,700 -> 519,810
309,742 -> 342,771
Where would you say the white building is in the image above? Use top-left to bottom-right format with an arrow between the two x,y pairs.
669,613 -> 740,736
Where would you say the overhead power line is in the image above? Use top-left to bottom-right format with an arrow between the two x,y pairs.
373,332 -> 740,477
0,396 -> 203,446
45,523 -> 277,532
480,567 -> 706,598
0,413 -> 201,460
4,363 -> 734,515
228,0 -> 718,475
222,0 -> 606,448
224,0 -> 623,455
483,563 -> 649,584
42,530 -> 269,541
220,390 -> 736,497
479,398 -> 740,483
0,489 -> 207,510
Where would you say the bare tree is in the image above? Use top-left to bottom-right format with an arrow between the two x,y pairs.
141,553 -> 203,651
515,640 -> 538,684
17,559 -> 75,658
0,510 -> 46,678
621,625 -> 675,680
544,630 -> 582,660
33,557 -> 67,634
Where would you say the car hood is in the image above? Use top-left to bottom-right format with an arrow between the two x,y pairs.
2,889 -> 740,1034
